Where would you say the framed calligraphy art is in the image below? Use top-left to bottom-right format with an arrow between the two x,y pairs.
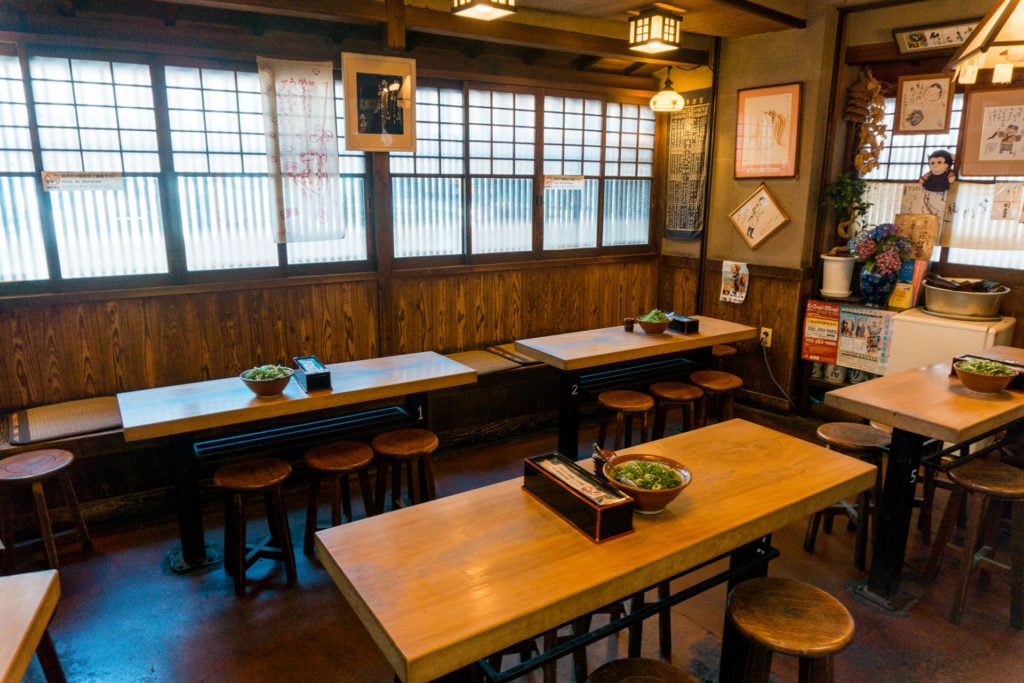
735,82 -> 801,178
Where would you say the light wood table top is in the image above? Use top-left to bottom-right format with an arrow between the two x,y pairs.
513,317 -> 757,371
118,351 -> 476,441
315,419 -> 875,683
0,569 -> 60,682
825,346 -> 1024,445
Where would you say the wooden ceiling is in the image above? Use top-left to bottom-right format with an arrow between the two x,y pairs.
2,0 -> 806,89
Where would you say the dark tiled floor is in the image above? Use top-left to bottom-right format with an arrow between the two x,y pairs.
13,408 -> 1024,682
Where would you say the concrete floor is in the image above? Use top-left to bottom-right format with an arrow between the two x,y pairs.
12,407 -> 1024,682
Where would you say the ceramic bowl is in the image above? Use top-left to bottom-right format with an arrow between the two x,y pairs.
637,319 -> 670,334
602,453 -> 692,514
240,369 -> 293,397
953,364 -> 1015,394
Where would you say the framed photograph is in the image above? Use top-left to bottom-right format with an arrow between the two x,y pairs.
729,183 -> 789,249
959,88 -> 1024,177
735,82 -> 801,178
892,19 -> 979,54
341,52 -> 416,152
894,73 -> 953,134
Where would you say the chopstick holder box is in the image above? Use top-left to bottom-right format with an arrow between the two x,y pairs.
293,355 -> 332,392
668,314 -> 699,334
522,453 -> 634,542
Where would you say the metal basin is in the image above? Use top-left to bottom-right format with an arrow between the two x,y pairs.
923,279 -> 1010,318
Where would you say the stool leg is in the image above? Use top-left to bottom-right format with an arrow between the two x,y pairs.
31,481 -> 59,570
924,486 -> 966,582
597,414 -> 610,450
720,616 -> 772,683
804,511 -> 823,552
683,400 -> 695,432
329,476 -> 343,526
304,475 -> 321,556
1011,500 -> 1023,629
419,456 -> 437,501
799,656 -> 834,683
375,461 -> 390,513
950,491 -> 987,624
653,403 -> 667,440
721,392 -> 735,421
58,471 -> 92,554
226,492 -> 246,596
404,461 -> 420,505
615,412 -> 627,450
392,461 -> 405,508
357,469 -> 376,517
36,629 -> 67,683
339,474 -> 353,522
638,411 -> 649,444
266,486 -> 297,585
1,490 -> 15,574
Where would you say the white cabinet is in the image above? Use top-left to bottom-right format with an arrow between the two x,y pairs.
886,307 -> 1016,375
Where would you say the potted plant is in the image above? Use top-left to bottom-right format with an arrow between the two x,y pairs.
819,173 -> 871,298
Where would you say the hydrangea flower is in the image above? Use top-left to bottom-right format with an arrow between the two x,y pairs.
848,223 -> 912,275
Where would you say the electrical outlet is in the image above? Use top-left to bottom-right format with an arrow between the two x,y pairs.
760,327 -> 772,348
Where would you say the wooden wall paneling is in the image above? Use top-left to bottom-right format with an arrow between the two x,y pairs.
658,256 -> 701,316
305,281 -> 379,364
385,276 -> 432,356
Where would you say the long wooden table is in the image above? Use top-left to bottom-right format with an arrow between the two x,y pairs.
825,345 -> 1024,608
514,318 -> 756,456
316,419 -> 875,683
118,351 -> 476,571
1,569 -> 64,683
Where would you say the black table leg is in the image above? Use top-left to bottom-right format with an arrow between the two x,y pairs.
556,371 -> 583,458
853,427 -> 924,609
166,434 -> 219,574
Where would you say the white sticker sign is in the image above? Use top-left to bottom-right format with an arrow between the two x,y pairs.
42,171 -> 124,192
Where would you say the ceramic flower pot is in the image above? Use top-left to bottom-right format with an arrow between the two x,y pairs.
859,269 -> 897,307
820,254 -> 857,298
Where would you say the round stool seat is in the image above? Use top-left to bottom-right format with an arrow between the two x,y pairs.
597,389 -> 654,412
0,449 -> 74,483
372,428 -> 439,459
727,577 -> 855,658
711,344 -> 738,360
213,457 -> 292,491
304,440 -> 375,473
649,382 -> 703,403
816,422 -> 890,454
587,657 -> 700,683
948,458 -> 1024,498
690,370 -> 743,393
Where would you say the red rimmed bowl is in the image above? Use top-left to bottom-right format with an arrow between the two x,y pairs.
602,453 -> 692,514
953,364 -> 1015,394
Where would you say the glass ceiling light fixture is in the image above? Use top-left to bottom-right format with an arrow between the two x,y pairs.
649,66 -> 685,113
948,0 -> 1024,84
628,6 -> 683,54
451,0 -> 517,21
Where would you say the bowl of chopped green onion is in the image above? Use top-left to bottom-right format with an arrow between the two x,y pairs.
953,358 -> 1017,394
637,309 -> 671,335
602,453 -> 692,514
240,364 -> 294,397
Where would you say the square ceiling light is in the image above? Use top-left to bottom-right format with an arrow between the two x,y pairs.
629,8 -> 682,54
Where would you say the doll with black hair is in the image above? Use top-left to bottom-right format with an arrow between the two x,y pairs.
919,149 -> 956,192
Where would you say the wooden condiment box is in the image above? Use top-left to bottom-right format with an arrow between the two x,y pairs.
293,355 -> 332,392
522,453 -> 634,542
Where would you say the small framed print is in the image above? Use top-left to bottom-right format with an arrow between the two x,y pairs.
735,82 -> 801,178
894,73 -> 953,134
960,88 -> 1024,177
892,19 -> 979,54
341,52 -> 416,152
729,183 -> 789,250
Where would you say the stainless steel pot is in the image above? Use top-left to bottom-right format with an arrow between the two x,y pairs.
923,280 -> 1010,318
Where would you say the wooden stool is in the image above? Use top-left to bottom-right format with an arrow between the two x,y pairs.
689,370 -> 742,425
711,343 -> 738,370
649,382 -> 704,439
302,440 -> 376,556
722,576 -> 855,683
0,449 -> 93,572
587,657 -> 700,683
371,428 -> 439,513
213,457 -> 297,597
803,422 -> 889,570
596,390 -> 654,450
923,458 -> 1024,629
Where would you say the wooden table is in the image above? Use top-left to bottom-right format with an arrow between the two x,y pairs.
825,345 -> 1024,608
514,318 -> 756,456
1,569 -> 64,682
118,351 -> 476,571
316,419 -> 875,683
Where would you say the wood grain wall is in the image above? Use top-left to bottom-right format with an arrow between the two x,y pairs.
0,257 -> 660,412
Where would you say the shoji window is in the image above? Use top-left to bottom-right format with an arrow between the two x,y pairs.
467,87 -> 535,254
0,53 -> 47,282
30,55 -> 168,278
390,85 -> 465,258
542,94 -> 602,249
602,101 -> 654,246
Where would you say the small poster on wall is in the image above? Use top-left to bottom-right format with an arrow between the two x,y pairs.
720,261 -> 749,304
